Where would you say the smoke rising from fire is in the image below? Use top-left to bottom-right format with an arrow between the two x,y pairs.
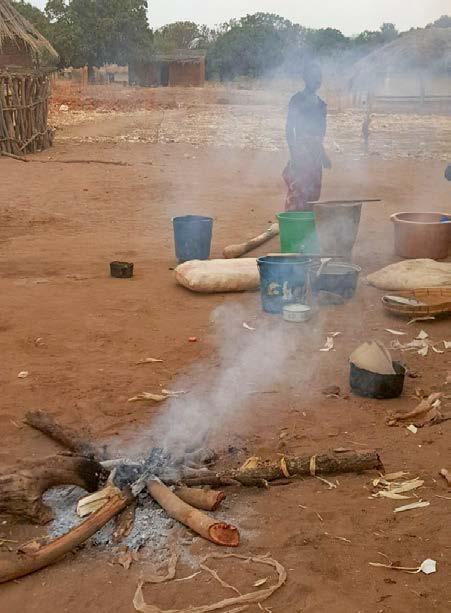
148,302 -> 302,453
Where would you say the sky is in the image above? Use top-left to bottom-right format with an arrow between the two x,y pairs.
30,0 -> 449,35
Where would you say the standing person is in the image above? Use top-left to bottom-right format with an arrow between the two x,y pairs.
283,62 -> 331,211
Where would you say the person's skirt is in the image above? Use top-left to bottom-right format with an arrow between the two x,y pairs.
283,158 -> 323,211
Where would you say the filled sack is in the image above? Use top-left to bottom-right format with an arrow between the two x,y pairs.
175,258 -> 259,293
367,259 -> 451,290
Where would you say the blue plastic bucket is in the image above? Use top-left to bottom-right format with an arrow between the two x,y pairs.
172,215 -> 213,263
257,256 -> 311,314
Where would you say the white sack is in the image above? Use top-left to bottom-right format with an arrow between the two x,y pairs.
175,258 -> 259,293
367,259 -> 451,290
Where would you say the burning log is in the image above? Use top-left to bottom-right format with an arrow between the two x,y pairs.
174,486 -> 225,511
24,410 -> 103,460
0,489 -> 133,584
147,479 -> 239,547
0,455 -> 107,524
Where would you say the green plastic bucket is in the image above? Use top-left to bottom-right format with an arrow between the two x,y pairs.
276,212 -> 320,254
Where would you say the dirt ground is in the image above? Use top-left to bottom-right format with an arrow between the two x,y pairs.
0,84 -> 450,612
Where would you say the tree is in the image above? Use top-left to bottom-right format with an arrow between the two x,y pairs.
304,28 -> 349,54
154,21 -> 213,51
430,15 -> 451,27
207,13 -> 305,80
380,22 -> 398,42
11,1 -> 52,39
45,0 -> 153,76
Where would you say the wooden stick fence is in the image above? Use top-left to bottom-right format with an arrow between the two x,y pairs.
0,71 -> 52,156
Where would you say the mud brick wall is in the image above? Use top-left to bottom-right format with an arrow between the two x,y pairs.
169,60 -> 205,87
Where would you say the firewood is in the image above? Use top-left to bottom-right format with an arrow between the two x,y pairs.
227,450 -> 383,485
174,486 -> 225,511
24,410 -> 103,460
77,485 -> 121,518
184,450 -> 382,487
0,151 -> 28,162
0,455 -> 107,524
147,479 -> 239,547
112,500 -> 137,544
0,490 -> 132,584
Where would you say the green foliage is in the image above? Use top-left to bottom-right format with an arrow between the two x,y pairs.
207,13 -> 305,80
45,0 -> 153,68
11,0 -> 52,39
304,28 -> 349,54
430,15 -> 451,28
154,21 -> 213,52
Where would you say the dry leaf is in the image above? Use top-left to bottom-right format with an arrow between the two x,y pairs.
417,330 -> 429,340
243,322 -> 256,331
389,479 -> 424,494
320,337 -> 335,352
128,392 -> 167,402
385,329 -> 406,336
394,500 -> 430,513
374,491 -> 411,500
432,345 -> 444,354
136,358 -> 163,365
407,316 -> 435,325
241,456 -> 261,471
418,344 -> 429,357
439,468 -> 450,486
316,476 -> 337,489
383,471 -> 410,481
388,392 -> 444,427
369,558 -> 435,574
161,389 -> 187,397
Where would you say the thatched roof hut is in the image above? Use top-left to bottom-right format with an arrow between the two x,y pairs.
0,0 -> 57,68
0,0 -> 58,157
352,27 -> 451,81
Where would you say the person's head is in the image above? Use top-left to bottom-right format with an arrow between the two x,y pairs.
303,62 -> 322,93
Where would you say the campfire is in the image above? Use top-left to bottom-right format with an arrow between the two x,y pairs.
0,409 -> 383,583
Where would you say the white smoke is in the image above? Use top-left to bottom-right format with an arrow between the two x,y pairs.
147,302 -> 303,454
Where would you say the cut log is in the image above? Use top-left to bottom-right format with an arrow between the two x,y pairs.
77,485 -> 121,518
24,410 -> 103,460
147,479 -> 239,547
183,450 -> 382,487
174,486 -> 225,511
0,455 -> 107,524
227,450 -> 383,485
0,490 -> 132,584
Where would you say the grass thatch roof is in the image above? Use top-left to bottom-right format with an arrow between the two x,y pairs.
0,0 -> 57,58
151,49 -> 206,64
352,27 -> 451,80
